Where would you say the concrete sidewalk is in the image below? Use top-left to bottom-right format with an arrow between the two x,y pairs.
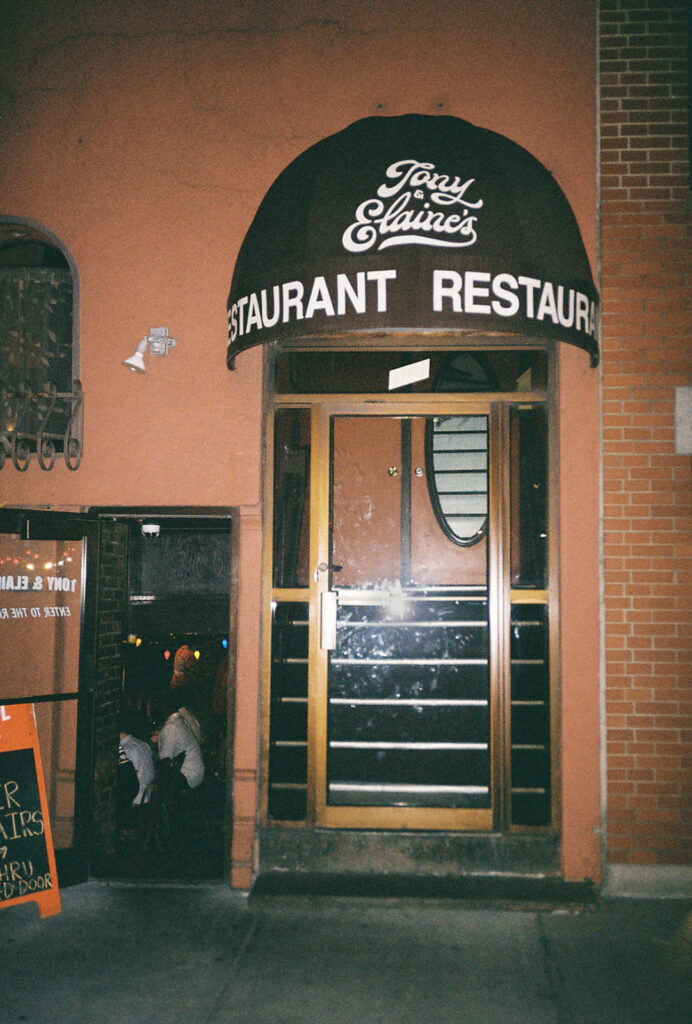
4,882 -> 691,1024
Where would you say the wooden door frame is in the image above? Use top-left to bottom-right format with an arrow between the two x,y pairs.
314,399 -> 496,831
262,380 -> 553,834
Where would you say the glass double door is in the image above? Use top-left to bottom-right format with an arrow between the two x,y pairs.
267,397 -> 551,832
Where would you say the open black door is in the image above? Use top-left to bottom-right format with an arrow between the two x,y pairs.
0,508 -> 97,886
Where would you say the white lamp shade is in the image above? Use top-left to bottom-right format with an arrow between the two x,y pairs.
123,350 -> 146,372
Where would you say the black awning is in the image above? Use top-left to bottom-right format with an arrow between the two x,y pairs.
227,114 -> 599,368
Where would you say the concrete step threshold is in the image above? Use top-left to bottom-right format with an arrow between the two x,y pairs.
255,827 -> 597,907
251,870 -> 599,908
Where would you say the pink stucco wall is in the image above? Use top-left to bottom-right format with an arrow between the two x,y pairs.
559,344 -> 602,882
0,0 -> 600,885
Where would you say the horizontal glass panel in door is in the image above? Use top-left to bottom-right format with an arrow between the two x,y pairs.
275,350 -> 547,394
327,415 -> 491,813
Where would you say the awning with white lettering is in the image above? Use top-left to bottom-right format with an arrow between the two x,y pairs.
227,114 -> 599,368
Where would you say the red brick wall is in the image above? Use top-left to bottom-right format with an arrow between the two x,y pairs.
600,0 -> 691,865
90,521 -> 128,858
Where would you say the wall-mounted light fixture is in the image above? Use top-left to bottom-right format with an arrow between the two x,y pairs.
123,327 -> 177,373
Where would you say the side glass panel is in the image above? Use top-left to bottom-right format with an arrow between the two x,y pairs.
268,601 -> 309,820
510,405 -> 548,588
509,403 -> 551,826
326,416 -> 491,814
0,536 -> 83,849
272,408 -> 311,589
510,603 -> 551,826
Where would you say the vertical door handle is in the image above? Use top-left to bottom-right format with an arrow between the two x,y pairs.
320,591 -> 337,650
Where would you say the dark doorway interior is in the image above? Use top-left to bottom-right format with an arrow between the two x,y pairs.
91,514 -> 232,882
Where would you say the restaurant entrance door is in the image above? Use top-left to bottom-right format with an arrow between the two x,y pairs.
266,384 -> 553,835
317,408 -> 495,830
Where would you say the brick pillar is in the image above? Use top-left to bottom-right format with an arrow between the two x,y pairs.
89,520 -> 128,858
600,1 -> 691,865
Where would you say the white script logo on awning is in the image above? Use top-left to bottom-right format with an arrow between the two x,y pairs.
342,159 -> 483,253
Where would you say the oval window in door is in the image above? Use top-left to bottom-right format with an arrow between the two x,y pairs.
425,353 -> 496,547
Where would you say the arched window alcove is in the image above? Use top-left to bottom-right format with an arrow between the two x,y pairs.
0,218 -> 82,471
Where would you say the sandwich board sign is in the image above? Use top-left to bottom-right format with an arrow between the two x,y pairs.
0,703 -> 61,918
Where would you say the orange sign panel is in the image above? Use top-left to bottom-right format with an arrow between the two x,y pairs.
0,703 -> 61,918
